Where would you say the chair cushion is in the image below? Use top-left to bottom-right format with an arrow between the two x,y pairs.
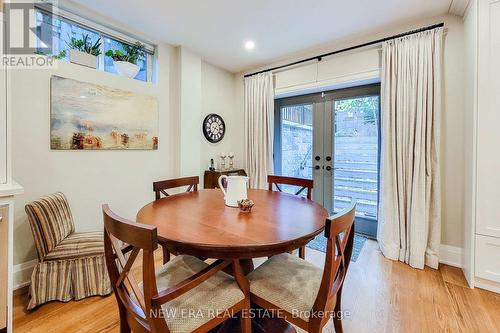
45,231 -> 104,261
143,255 -> 245,333
25,192 -> 75,259
247,253 -> 323,322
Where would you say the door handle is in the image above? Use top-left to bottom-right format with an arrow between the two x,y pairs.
325,166 -> 332,171
314,165 -> 321,170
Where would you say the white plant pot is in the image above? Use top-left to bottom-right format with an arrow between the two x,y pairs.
114,61 -> 140,79
69,49 -> 98,69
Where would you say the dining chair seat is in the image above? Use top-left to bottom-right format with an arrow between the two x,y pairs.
247,253 -> 323,322
139,255 -> 245,333
44,231 -> 104,260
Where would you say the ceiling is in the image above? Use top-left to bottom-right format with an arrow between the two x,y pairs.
71,0 -> 460,73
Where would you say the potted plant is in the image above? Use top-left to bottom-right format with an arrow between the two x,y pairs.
105,42 -> 145,79
68,34 -> 102,69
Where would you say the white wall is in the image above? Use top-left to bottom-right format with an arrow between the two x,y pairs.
274,48 -> 381,96
176,50 -> 240,183
11,51 -> 240,274
179,47 -> 202,177
235,14 -> 466,249
440,15 -> 466,249
11,44 -> 176,265
200,61 -> 240,174
462,0 -> 477,286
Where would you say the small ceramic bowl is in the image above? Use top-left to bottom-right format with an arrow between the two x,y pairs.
238,199 -> 254,213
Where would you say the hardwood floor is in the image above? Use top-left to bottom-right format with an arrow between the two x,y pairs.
13,240 -> 500,333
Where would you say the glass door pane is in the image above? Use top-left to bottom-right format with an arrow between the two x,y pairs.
276,103 -> 314,197
332,94 -> 379,236
274,84 -> 380,238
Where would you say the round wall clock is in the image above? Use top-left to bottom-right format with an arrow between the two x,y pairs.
202,113 -> 226,143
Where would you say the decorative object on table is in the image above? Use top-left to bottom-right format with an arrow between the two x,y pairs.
24,192 -> 112,310
228,152 -> 235,169
218,175 -> 249,207
68,34 -> 102,69
202,113 -> 226,143
209,158 -> 216,171
237,199 -> 254,213
105,42 -> 145,78
50,76 -> 159,150
203,169 -> 247,189
219,152 -> 227,170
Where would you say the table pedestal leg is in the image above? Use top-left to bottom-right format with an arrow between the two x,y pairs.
216,259 -> 296,333
239,259 -> 255,276
212,315 -> 296,333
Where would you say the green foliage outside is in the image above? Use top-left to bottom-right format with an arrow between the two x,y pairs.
35,50 -> 67,59
335,96 -> 379,125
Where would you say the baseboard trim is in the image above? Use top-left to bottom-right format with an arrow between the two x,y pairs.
13,284 -> 29,296
439,244 -> 462,268
13,259 -> 37,290
12,244 -> 464,289
475,277 -> 500,294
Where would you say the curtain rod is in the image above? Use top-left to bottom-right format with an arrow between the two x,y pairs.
244,22 -> 444,78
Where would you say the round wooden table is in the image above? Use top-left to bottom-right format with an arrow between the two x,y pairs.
137,188 -> 328,333
137,188 -> 328,259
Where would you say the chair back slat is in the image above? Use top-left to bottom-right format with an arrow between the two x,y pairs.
153,176 -> 199,200
103,205 -> 157,251
312,202 -> 356,317
267,175 -> 314,200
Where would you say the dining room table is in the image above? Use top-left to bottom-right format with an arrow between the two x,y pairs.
136,188 -> 328,333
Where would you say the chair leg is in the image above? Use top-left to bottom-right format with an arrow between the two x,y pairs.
240,308 -> 251,333
333,289 -> 343,333
162,245 -> 170,264
118,302 -> 131,333
299,246 -> 305,259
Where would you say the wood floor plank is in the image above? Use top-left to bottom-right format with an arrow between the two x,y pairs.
13,240 -> 500,333
440,264 -> 470,288
445,282 -> 500,333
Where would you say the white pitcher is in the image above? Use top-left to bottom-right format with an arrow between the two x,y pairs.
218,175 -> 249,207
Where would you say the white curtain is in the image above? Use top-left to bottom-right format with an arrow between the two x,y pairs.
244,73 -> 274,189
377,28 -> 443,269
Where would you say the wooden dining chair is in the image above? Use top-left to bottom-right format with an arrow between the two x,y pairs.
153,176 -> 199,263
247,202 -> 356,333
103,205 -> 251,333
153,176 -> 199,200
267,175 -> 313,200
268,175 -> 314,259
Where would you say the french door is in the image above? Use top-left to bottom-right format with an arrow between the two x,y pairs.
274,84 -> 380,238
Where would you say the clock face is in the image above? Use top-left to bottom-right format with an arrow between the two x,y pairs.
202,114 -> 226,143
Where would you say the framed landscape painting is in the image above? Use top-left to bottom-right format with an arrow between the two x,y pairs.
50,76 -> 159,150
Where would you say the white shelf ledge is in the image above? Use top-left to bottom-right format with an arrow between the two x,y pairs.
0,181 -> 24,197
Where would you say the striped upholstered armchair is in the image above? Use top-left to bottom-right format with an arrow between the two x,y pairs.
25,192 -> 111,310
